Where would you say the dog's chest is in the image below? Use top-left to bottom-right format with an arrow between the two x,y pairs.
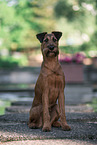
48,74 -> 63,89
47,74 -> 64,104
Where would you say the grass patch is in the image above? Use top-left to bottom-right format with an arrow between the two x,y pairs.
0,100 -> 11,115
90,98 -> 97,112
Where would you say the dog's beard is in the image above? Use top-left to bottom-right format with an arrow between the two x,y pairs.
46,50 -> 59,57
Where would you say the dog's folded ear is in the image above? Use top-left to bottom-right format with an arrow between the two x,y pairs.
36,32 -> 47,43
52,31 -> 62,41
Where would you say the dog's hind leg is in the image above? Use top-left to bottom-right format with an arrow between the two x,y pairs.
28,105 -> 42,129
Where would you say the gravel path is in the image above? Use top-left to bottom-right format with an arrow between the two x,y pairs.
0,113 -> 97,144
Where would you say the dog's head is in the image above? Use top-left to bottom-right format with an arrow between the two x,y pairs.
36,31 -> 62,58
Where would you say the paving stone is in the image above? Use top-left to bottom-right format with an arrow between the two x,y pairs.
5,106 -> 30,114
11,101 -> 32,106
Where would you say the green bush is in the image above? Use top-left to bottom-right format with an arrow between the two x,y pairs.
0,55 -> 28,68
60,45 -> 81,54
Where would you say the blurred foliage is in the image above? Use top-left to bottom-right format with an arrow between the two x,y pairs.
0,0 -> 97,66
54,0 -> 96,42
54,0 -> 97,57
60,45 -> 80,54
0,55 -> 28,68
0,0 -> 56,50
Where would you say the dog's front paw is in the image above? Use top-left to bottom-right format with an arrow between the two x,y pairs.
42,123 -> 51,132
62,124 -> 71,131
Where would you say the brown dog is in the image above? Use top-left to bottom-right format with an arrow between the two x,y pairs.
28,31 -> 71,132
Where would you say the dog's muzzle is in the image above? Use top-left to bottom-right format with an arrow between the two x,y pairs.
47,45 -> 55,51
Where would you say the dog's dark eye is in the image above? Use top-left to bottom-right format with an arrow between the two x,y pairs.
53,37 -> 57,42
44,38 -> 48,43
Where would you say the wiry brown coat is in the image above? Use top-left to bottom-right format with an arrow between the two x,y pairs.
28,32 -> 71,131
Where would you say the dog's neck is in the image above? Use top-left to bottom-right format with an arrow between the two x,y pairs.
41,56 -> 64,76
43,56 -> 59,70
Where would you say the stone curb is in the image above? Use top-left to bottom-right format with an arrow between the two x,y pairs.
1,139 -> 97,145
5,105 -> 94,114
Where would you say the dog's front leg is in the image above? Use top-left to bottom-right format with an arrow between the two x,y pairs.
42,89 -> 51,132
58,91 -> 71,131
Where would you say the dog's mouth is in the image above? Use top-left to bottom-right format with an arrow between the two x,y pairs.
46,50 -> 59,57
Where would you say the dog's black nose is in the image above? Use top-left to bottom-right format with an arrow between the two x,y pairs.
48,45 -> 55,50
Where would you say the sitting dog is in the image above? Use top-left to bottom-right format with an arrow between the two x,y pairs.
28,31 -> 71,132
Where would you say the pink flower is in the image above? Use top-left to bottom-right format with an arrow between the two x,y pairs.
73,53 -> 85,63
64,56 -> 72,63
59,52 -> 85,64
